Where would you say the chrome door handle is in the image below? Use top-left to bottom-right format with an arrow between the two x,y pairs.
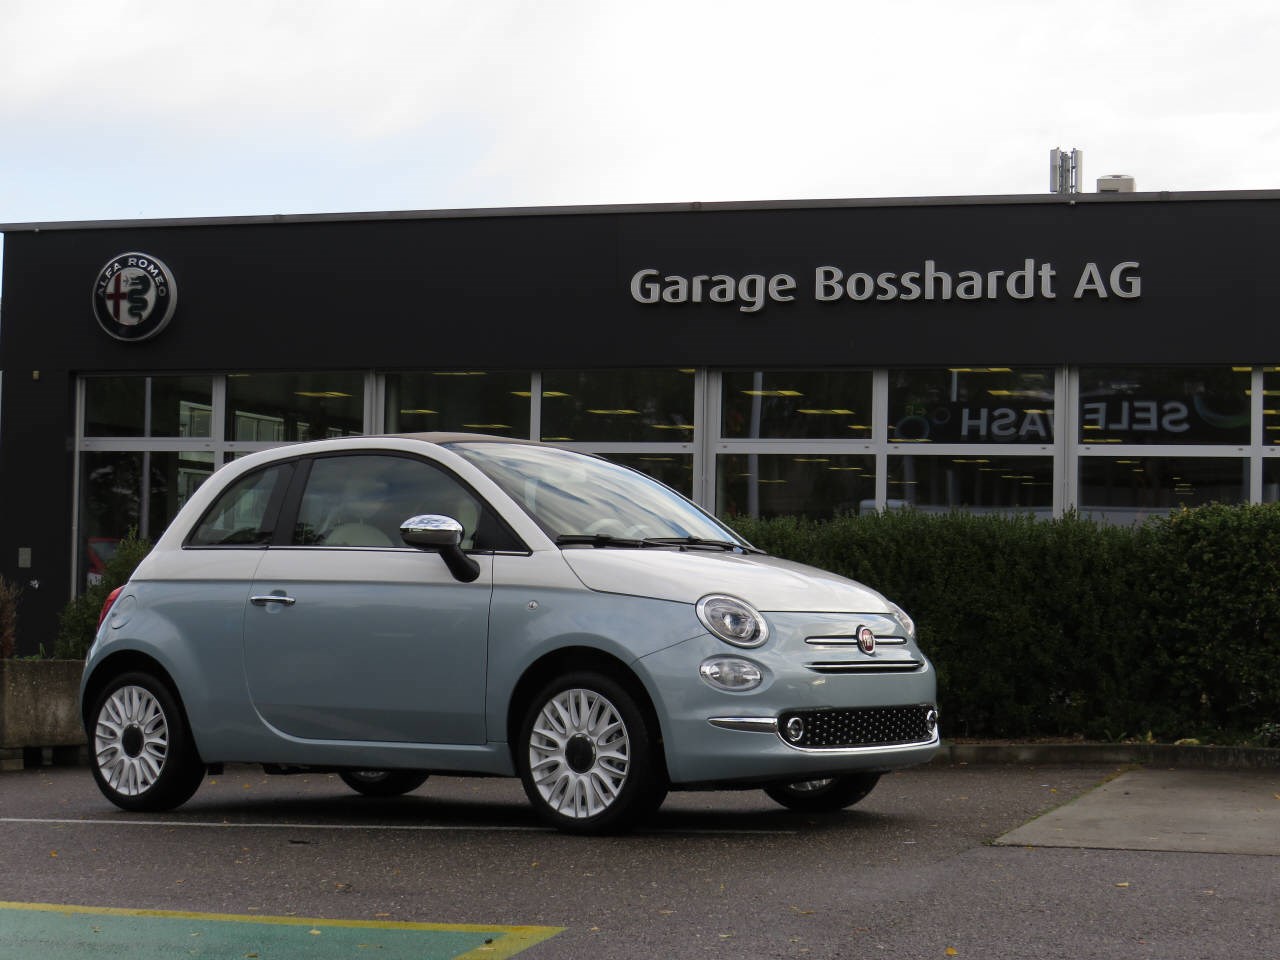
250,594 -> 296,606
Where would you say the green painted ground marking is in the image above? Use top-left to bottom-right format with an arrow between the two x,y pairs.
0,901 -> 562,959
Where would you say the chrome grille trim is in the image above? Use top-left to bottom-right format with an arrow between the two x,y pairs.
805,658 -> 923,674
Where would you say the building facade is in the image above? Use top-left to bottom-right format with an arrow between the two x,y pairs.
2,190 -> 1278,652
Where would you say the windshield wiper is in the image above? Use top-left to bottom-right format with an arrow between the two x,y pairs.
638,536 -> 764,554
555,534 -> 647,548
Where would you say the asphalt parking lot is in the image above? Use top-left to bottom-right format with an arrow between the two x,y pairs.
1,761 -> 1277,959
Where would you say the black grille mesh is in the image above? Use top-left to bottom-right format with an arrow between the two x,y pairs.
780,704 -> 935,749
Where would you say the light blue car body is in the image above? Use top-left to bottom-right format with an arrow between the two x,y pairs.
82,435 -> 938,793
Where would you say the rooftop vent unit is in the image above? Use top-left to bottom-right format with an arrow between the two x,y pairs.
1097,174 -> 1137,193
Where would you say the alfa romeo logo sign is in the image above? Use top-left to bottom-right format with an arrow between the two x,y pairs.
92,252 -> 178,341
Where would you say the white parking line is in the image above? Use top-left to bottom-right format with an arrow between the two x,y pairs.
0,816 -> 794,836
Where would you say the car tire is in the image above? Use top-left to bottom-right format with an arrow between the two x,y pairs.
338,770 -> 430,797
89,671 -> 205,812
764,772 -> 881,812
517,671 -> 667,835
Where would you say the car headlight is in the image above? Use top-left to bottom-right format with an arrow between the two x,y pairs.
889,602 -> 916,639
699,656 -> 764,692
696,594 -> 769,648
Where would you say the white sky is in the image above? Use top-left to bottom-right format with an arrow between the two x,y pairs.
1,0 -> 1278,227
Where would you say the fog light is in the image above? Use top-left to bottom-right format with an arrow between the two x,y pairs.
784,716 -> 805,743
699,657 -> 764,692
926,708 -> 939,735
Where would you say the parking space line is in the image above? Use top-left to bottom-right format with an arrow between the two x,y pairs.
0,901 -> 563,960
1,815 -> 794,836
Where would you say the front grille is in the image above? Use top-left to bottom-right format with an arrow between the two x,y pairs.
779,704 -> 936,749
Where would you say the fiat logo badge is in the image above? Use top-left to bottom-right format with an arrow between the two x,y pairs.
857,626 -> 876,654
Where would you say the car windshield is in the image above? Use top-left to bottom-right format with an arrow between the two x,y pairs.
448,441 -> 750,547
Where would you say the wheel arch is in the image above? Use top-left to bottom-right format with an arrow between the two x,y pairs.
81,651 -> 189,738
505,646 -> 669,782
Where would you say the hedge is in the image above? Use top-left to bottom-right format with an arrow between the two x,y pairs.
729,504 -> 1280,746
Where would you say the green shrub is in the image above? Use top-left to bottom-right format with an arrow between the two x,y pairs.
730,503 -> 1280,744
54,531 -> 152,660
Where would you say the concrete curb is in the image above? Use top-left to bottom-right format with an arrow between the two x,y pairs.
933,742 -> 1280,769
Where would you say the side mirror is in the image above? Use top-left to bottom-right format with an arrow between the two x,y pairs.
400,514 -> 481,583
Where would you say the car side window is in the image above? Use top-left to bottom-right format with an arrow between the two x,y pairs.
291,454 -> 492,550
188,463 -> 293,546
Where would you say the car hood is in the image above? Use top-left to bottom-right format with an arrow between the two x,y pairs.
558,547 -> 893,612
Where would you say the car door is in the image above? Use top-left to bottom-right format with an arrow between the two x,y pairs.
243,452 -> 493,745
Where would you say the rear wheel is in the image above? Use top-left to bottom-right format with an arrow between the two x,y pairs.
339,770 -> 430,797
90,671 -> 204,812
764,773 -> 881,812
517,671 -> 666,835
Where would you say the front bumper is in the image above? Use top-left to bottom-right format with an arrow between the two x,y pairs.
636,624 -> 940,786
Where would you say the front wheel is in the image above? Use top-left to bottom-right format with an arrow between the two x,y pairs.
89,671 -> 205,812
339,770 -> 429,797
764,772 -> 881,812
517,672 -> 666,835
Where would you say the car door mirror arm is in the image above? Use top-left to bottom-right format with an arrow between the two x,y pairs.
400,514 -> 481,583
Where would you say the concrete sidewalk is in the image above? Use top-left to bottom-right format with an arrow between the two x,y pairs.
994,767 -> 1280,855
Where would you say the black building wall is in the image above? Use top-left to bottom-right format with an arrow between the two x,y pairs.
2,191 -> 1279,649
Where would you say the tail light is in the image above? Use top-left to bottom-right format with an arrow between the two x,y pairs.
98,586 -> 124,629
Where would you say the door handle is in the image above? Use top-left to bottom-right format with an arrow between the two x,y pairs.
250,594 -> 296,606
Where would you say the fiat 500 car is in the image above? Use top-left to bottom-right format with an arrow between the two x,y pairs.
82,434 -> 938,834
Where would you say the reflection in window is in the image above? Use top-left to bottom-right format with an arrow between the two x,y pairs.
1261,368 -> 1280,445
1265,459 -> 1280,502
1078,367 -> 1250,445
540,369 -> 695,442
79,450 -> 216,584
385,371 -> 532,437
189,463 -> 291,546
888,368 -> 1054,444
226,372 -> 364,442
84,376 -> 213,438
722,370 -> 873,439
1079,457 -> 1246,524
717,454 -> 876,519
887,455 -> 1053,514
599,454 -> 693,498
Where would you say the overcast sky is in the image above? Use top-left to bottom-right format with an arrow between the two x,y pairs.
1,0 -> 1278,229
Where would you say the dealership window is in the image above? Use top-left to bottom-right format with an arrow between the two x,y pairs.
887,455 -> 1053,514
721,370 -> 873,440
77,449 -> 216,585
226,371 -> 364,442
84,375 -> 213,438
1076,366 -> 1250,445
888,367 -> 1055,444
716,453 -> 875,519
540,369 -> 695,443
384,370 -> 531,437
1261,368 -> 1280,445
1078,457 -> 1248,525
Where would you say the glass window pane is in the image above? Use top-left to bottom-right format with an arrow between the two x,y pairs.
79,450 -> 216,584
384,371 -> 531,437
717,453 -> 876,519
1264,459 -> 1280,501
1079,456 -> 1247,524
189,461 -> 288,546
1078,367 -> 1250,445
295,454 -> 489,550
888,367 -> 1055,444
1261,368 -> 1280,445
151,376 -> 213,437
599,453 -> 694,498
887,455 -> 1053,514
722,370 -> 873,439
540,369 -> 695,442
226,372 -> 364,442
84,377 -> 145,437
